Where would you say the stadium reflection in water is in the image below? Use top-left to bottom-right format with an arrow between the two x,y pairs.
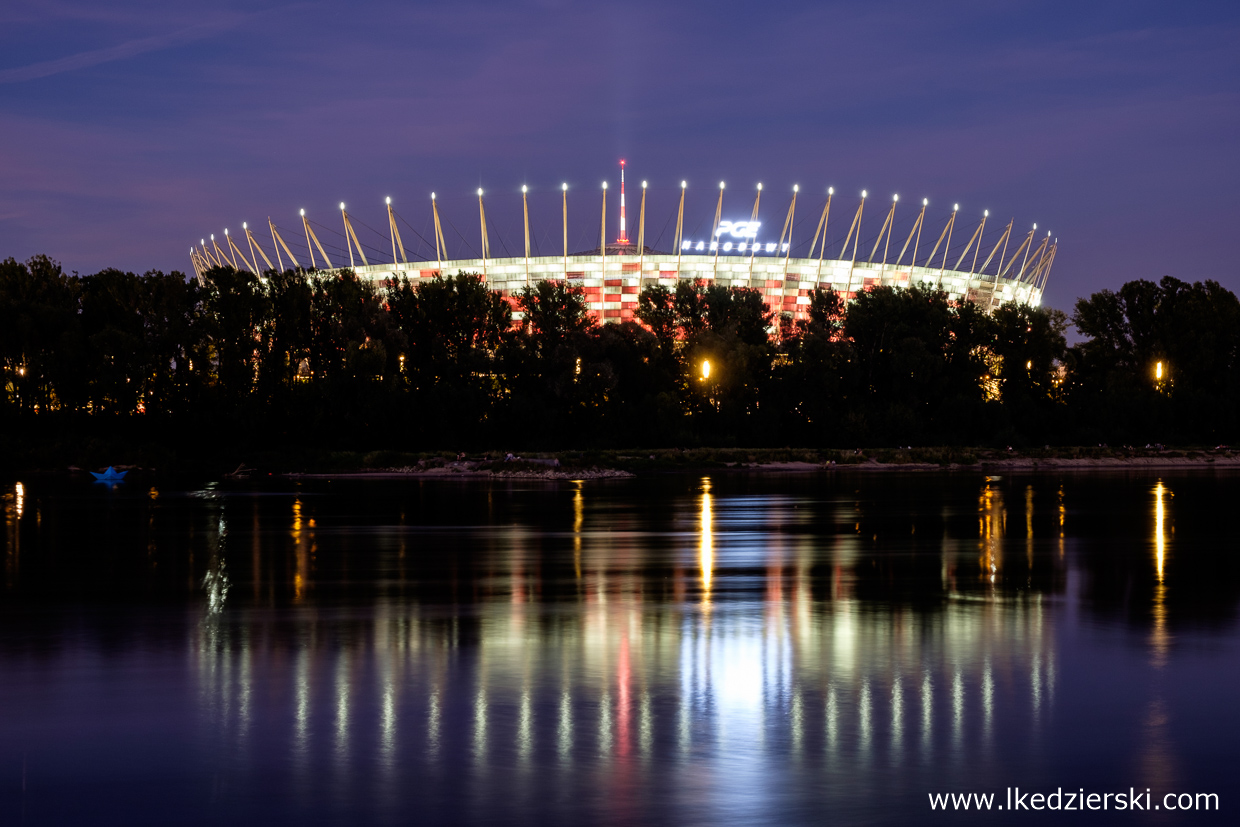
187,477 -> 1058,822
4,473 -> 1240,826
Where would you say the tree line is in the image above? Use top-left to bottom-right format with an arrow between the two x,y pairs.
2,254 -> 1238,458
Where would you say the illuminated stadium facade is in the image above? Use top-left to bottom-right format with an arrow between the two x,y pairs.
191,162 -> 1054,326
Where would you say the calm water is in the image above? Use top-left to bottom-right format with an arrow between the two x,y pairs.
2,472 -> 1238,825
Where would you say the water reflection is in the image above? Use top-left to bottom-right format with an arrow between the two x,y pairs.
700,476 -> 713,596
4,473 -> 1240,825
1152,480 -> 1171,667
180,581 -> 1059,802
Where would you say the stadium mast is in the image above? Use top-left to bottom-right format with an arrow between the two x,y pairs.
616,159 -> 629,244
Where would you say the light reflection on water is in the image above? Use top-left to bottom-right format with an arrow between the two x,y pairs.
2,473 -> 1240,825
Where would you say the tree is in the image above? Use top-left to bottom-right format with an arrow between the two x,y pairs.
1071,276 -> 1240,441
0,255 -> 84,413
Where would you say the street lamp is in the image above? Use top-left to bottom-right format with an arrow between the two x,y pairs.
702,360 -> 711,380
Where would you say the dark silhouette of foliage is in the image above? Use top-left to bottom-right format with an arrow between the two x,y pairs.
3,254 -> 1239,466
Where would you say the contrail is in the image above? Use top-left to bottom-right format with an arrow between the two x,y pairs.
0,14 -> 249,84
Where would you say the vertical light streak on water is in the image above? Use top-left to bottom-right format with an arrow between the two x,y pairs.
678,618 -> 694,755
237,636 -> 252,752
639,690 -> 653,759
220,639 -> 232,732
427,687 -> 441,758
1152,481 -> 1171,668
558,687 -> 572,763
517,687 -> 532,764
1031,652 -> 1042,720
335,652 -> 350,761
294,649 -> 310,757
825,682 -> 838,753
952,670 -> 964,744
4,483 -> 20,587
381,670 -> 396,769
572,482 -> 583,583
982,660 -> 994,743
1047,652 -> 1056,711
599,690 -> 613,757
859,679 -> 872,758
791,690 -> 804,756
1026,484 -> 1035,571
921,670 -> 933,751
472,687 -> 487,764
617,633 -> 631,758
891,676 -> 903,755
700,478 -> 713,598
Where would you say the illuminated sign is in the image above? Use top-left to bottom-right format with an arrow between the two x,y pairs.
676,218 -> 788,253
682,239 -> 790,254
715,220 -> 760,239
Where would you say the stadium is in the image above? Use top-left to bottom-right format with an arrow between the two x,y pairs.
190,161 -> 1053,325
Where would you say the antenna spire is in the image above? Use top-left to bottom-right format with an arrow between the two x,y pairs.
616,159 -> 630,244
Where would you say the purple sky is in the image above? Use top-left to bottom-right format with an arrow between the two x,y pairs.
1,0 -> 1238,312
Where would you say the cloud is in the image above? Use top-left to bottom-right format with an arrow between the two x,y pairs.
0,14 -> 248,84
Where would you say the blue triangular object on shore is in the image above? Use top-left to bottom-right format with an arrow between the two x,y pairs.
90,466 -> 127,482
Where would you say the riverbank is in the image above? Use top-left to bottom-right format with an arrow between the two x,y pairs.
276,445 -> 1240,480
11,444 -> 1240,481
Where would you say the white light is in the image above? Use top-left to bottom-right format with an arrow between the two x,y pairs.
723,241 -> 733,251
893,193 -> 899,202
340,202 -> 346,211
562,183 -> 568,191
431,192 -> 437,200
211,234 -> 215,240
738,242 -> 746,251
224,228 -> 229,235
696,241 -> 705,251
765,242 -> 777,253
386,196 -> 391,204
477,188 -> 484,196
602,181 -> 607,189
828,186 -> 834,195
642,181 -> 647,188
954,203 -> 959,211
681,181 -> 687,188
923,198 -> 928,206
984,209 -> 988,217
682,240 -> 691,249
757,183 -> 763,191
201,239 -> 205,245
1033,223 -> 1037,230
190,247 -> 194,253
300,209 -> 305,216
793,184 -> 799,192
861,190 -> 867,198
719,181 -> 726,189
242,222 -> 247,229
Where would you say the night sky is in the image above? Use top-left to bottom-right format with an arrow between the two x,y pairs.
1,0 -> 1237,312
